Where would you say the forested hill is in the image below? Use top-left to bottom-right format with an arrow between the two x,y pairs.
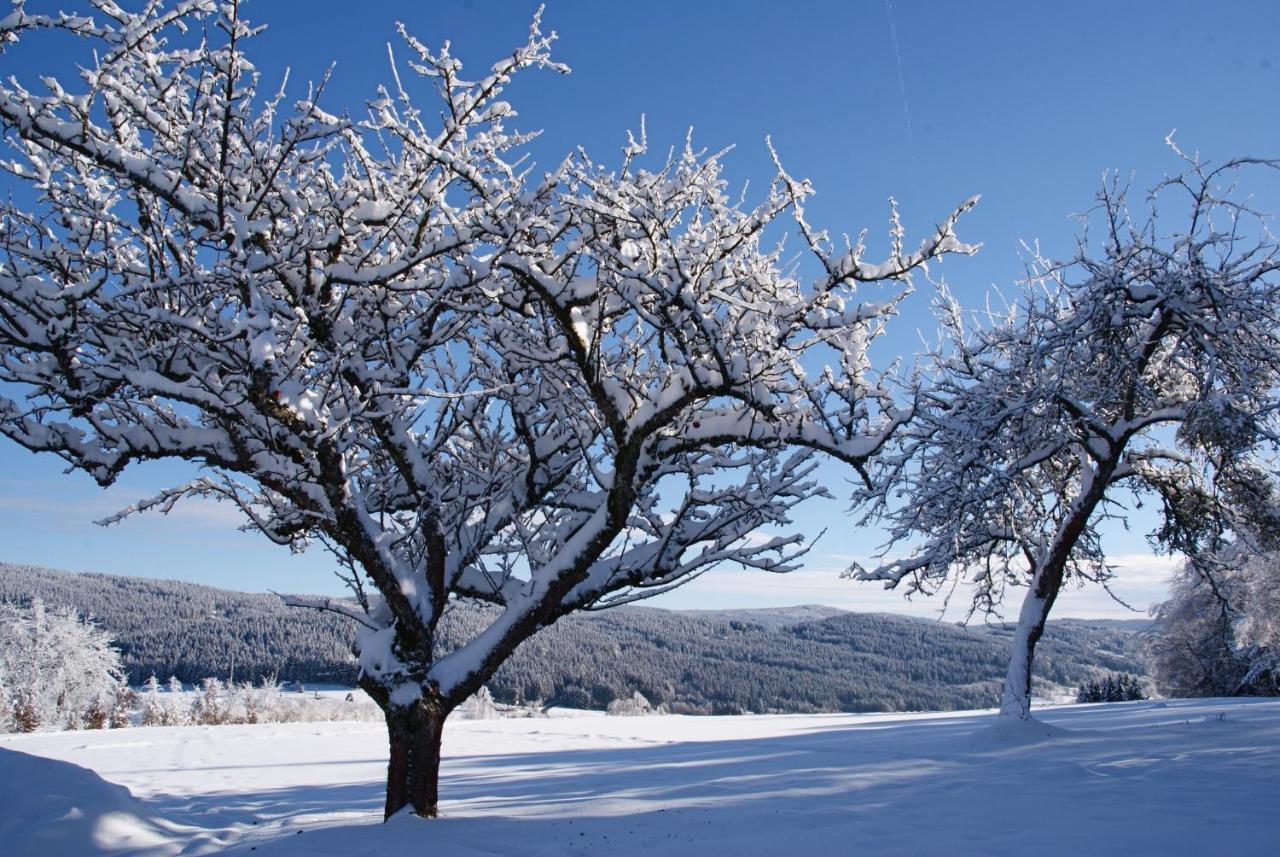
0,562 -> 1150,714
0,562 -> 357,684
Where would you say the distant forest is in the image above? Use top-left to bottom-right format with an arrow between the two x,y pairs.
0,563 -> 1150,714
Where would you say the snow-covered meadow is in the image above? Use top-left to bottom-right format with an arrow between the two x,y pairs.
3,697 -> 1277,856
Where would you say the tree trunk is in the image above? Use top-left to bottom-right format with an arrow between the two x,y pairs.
383,701 -> 447,819
1000,461 -> 1114,719
999,563 -> 1064,719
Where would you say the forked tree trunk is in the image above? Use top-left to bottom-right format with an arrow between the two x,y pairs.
383,701 -> 447,818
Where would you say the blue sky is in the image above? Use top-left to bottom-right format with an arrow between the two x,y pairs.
1,0 -> 1277,618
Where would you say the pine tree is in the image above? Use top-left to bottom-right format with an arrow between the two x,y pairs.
140,677 -> 162,726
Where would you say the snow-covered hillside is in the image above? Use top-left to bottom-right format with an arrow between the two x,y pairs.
3,699 -> 1277,856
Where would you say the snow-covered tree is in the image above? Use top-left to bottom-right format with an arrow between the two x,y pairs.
852,148 -> 1280,719
607,690 -> 666,716
0,3 -> 975,816
1149,560 -> 1250,697
193,676 -> 227,725
1235,554 -> 1280,692
0,598 -> 128,732
456,686 -> 496,720
1150,475 -> 1280,698
140,675 -> 167,726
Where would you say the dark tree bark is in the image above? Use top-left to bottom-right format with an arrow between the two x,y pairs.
382,701 -> 448,818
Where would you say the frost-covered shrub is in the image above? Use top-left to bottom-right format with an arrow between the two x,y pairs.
138,676 -> 196,726
165,676 -> 191,725
457,687 -> 497,721
236,675 -> 282,724
109,686 -> 135,729
0,599 -> 127,732
193,677 -> 228,725
607,690 -> 668,716
140,676 -> 166,726
131,678 -> 382,727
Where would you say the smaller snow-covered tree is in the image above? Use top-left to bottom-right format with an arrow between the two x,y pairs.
457,686 -> 497,720
1149,560 -> 1249,697
607,690 -> 664,716
164,676 -> 191,726
1150,481 -> 1280,698
853,148 -> 1280,720
109,685 -> 133,728
1234,554 -> 1280,692
243,675 -> 285,724
0,598 -> 127,732
193,677 -> 227,725
140,675 -> 166,726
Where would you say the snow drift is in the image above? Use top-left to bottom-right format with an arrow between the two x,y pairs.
0,746 -> 193,856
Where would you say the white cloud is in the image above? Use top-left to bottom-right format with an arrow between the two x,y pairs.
654,551 -> 1179,621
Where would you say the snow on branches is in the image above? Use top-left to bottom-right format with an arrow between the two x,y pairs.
1150,469 -> 1280,698
0,2 -> 975,815
852,147 -> 1280,718
0,598 -> 128,732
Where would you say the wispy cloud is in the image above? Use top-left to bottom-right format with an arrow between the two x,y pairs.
654,551 -> 1178,621
0,476 -> 247,530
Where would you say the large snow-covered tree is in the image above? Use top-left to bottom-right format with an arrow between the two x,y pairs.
852,149 -> 1280,719
0,2 -> 975,816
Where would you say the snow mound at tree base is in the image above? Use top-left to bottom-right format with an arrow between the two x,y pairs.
965,714 -> 1077,750
0,746 -> 186,856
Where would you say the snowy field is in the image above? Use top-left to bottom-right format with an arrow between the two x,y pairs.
2,698 -> 1277,857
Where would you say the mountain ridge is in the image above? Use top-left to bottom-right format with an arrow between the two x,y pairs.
0,561 -> 1150,714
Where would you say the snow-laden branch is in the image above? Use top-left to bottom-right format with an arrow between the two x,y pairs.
278,593 -> 379,630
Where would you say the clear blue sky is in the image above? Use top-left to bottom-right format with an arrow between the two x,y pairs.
2,0 -> 1277,618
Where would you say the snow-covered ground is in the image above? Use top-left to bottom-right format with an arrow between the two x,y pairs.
2,698 -> 1277,856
